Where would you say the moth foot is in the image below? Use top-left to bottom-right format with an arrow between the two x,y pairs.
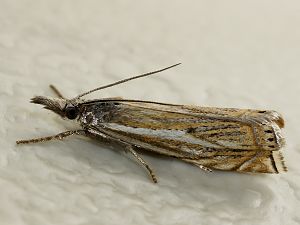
194,164 -> 213,172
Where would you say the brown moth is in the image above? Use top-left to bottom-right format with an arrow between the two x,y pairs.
16,64 -> 287,183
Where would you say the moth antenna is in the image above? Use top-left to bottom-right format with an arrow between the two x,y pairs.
72,63 -> 181,100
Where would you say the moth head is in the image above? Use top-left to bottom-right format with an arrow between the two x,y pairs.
31,96 -> 80,120
29,64 -> 181,120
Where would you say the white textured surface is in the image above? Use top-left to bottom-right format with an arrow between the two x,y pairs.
1,1 -> 300,225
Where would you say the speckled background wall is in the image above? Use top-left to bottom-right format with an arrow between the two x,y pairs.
1,1 -> 299,225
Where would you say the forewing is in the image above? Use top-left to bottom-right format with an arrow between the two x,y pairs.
83,100 -> 286,173
100,101 -> 284,150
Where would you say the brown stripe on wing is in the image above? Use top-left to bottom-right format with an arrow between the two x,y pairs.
110,103 -> 284,151
110,104 -> 260,149
182,150 -> 287,173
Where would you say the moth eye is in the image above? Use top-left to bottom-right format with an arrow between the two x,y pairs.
65,106 -> 79,120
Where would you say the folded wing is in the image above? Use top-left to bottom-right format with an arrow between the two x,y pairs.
92,100 -> 286,173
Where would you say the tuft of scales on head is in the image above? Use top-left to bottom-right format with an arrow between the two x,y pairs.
30,96 -> 82,120
31,96 -> 67,117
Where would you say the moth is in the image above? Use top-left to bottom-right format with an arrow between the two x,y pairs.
17,63 -> 287,183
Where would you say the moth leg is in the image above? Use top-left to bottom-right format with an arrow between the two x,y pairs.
16,130 -> 86,145
182,159 -> 213,172
124,145 -> 158,183
49,84 -> 65,99
85,128 -> 158,183
193,163 -> 213,172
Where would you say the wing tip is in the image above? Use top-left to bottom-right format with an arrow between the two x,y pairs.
254,110 -> 285,128
268,111 -> 285,128
273,151 -> 288,173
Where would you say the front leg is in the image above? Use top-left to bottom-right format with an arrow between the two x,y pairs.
16,130 -> 86,145
49,84 -> 65,99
